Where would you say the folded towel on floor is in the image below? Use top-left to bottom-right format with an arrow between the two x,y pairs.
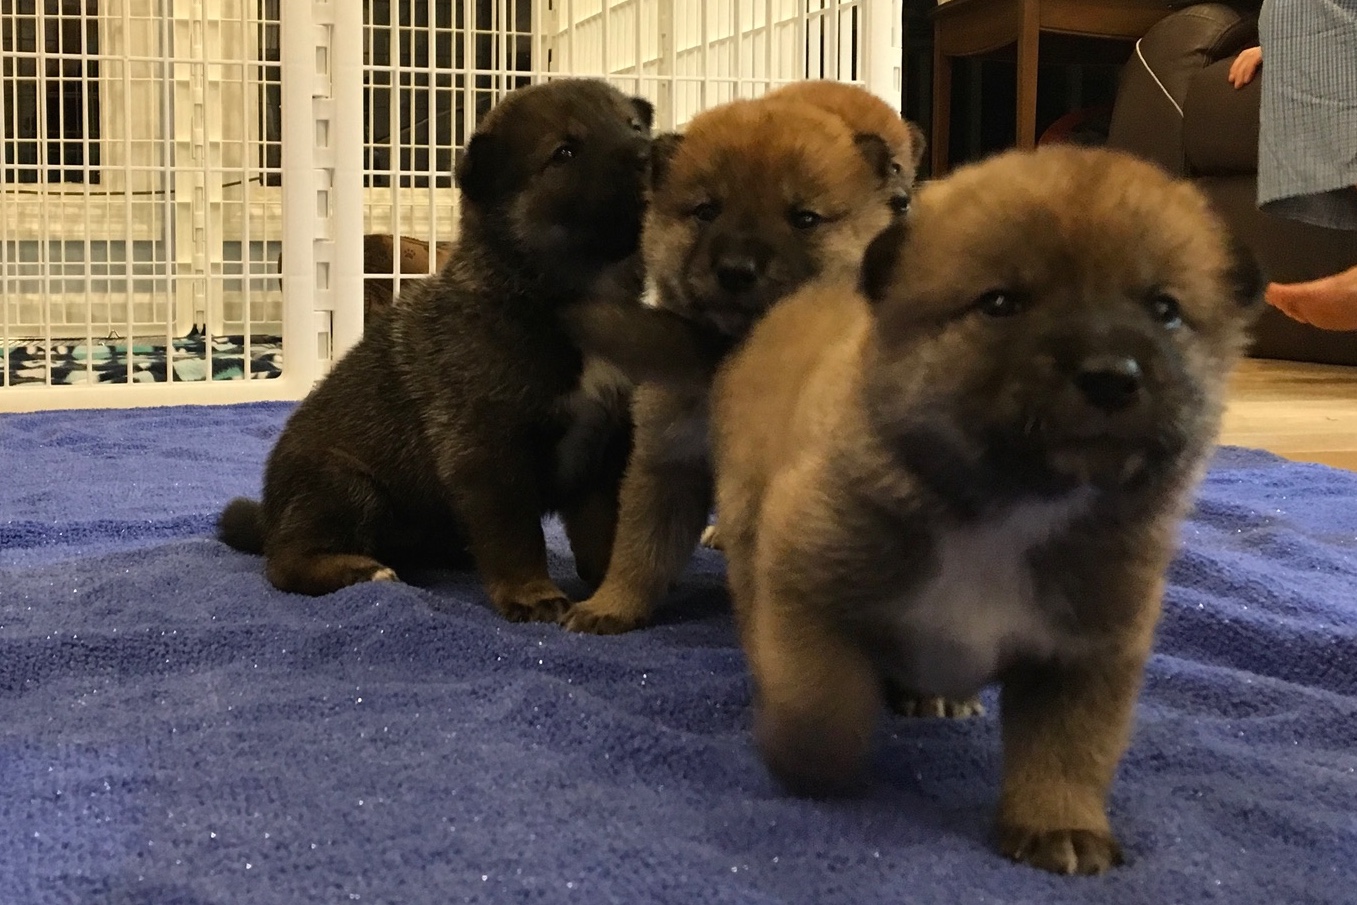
2,403 -> 1354,904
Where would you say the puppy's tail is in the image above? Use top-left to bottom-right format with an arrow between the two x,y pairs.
218,497 -> 266,554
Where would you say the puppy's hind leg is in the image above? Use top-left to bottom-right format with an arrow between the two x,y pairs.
559,417 -> 629,589
261,470 -> 402,596
266,549 -> 398,595
560,484 -> 620,590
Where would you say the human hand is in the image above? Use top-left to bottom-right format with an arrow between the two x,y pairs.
1228,46 -> 1262,88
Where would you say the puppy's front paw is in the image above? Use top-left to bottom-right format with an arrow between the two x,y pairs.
699,523 -> 723,550
997,825 -> 1124,875
491,581 -> 571,623
560,594 -> 648,635
755,706 -> 869,798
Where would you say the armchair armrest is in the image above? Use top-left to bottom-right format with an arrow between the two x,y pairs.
1107,3 -> 1258,174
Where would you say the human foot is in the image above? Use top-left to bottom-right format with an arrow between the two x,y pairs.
1266,265 -> 1357,332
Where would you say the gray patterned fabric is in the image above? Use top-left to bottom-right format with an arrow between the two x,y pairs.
1257,0 -> 1357,229
2,334 -> 282,386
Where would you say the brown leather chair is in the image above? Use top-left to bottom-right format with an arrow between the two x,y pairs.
1106,2 -> 1357,364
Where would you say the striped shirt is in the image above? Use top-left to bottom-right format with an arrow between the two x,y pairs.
1257,0 -> 1357,229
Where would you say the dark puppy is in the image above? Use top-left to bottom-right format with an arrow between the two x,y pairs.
220,78 -> 685,622
711,146 -> 1263,874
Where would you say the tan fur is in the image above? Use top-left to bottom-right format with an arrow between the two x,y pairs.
711,145 -> 1261,874
766,79 -> 926,181
697,82 -> 924,555
561,97 -> 898,635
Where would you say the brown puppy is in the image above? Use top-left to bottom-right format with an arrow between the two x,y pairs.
560,97 -> 899,635
695,80 -> 928,556
218,78 -> 697,621
765,79 -> 926,215
710,146 -> 1263,874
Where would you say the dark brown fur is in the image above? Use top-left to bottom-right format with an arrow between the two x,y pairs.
219,78 -> 688,622
561,96 -> 901,635
710,146 -> 1263,874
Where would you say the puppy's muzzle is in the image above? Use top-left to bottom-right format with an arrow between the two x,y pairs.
715,254 -> 760,294
1073,353 -> 1143,414
711,236 -> 772,296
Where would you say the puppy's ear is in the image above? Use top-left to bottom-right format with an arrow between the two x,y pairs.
904,120 -> 927,170
860,220 -> 909,303
630,96 -> 655,131
456,132 -> 508,205
1225,235 -> 1266,309
853,133 -> 894,183
650,132 -> 684,189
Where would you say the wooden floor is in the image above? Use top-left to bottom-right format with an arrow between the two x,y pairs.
1220,358 -> 1357,472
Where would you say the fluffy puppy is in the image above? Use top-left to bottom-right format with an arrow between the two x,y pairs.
694,80 -> 928,555
765,79 -> 926,215
561,97 -> 898,634
710,145 -> 1262,874
219,78 -> 694,622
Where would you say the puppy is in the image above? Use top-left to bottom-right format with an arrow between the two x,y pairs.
219,78 -> 687,622
695,80 -> 928,555
710,145 -> 1262,874
561,97 -> 899,635
765,79 -> 926,215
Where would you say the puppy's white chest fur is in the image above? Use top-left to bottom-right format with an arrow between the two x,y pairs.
887,494 -> 1092,698
554,355 -> 632,489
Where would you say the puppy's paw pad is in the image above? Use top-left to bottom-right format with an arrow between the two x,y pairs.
997,826 -> 1123,875
368,567 -> 399,583
889,692 -> 984,720
499,596 -> 570,624
699,524 -> 724,550
561,605 -> 646,635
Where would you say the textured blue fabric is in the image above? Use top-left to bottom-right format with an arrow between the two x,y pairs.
2,403 -> 1355,904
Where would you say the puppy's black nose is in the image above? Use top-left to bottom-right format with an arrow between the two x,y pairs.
1074,354 -> 1143,412
716,256 -> 760,294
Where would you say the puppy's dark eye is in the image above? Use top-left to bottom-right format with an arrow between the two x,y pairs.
975,290 -> 1025,318
1150,293 -> 1183,328
630,120 -> 645,133
691,201 -> 721,223
890,161 -> 903,175
790,210 -> 824,230
550,144 -> 576,164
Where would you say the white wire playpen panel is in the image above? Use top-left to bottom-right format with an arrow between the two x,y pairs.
1,0 -> 900,411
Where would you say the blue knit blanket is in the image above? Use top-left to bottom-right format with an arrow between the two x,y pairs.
2,402 -> 1354,904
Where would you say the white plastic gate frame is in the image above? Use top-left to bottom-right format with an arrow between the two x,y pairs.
0,0 -> 901,413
